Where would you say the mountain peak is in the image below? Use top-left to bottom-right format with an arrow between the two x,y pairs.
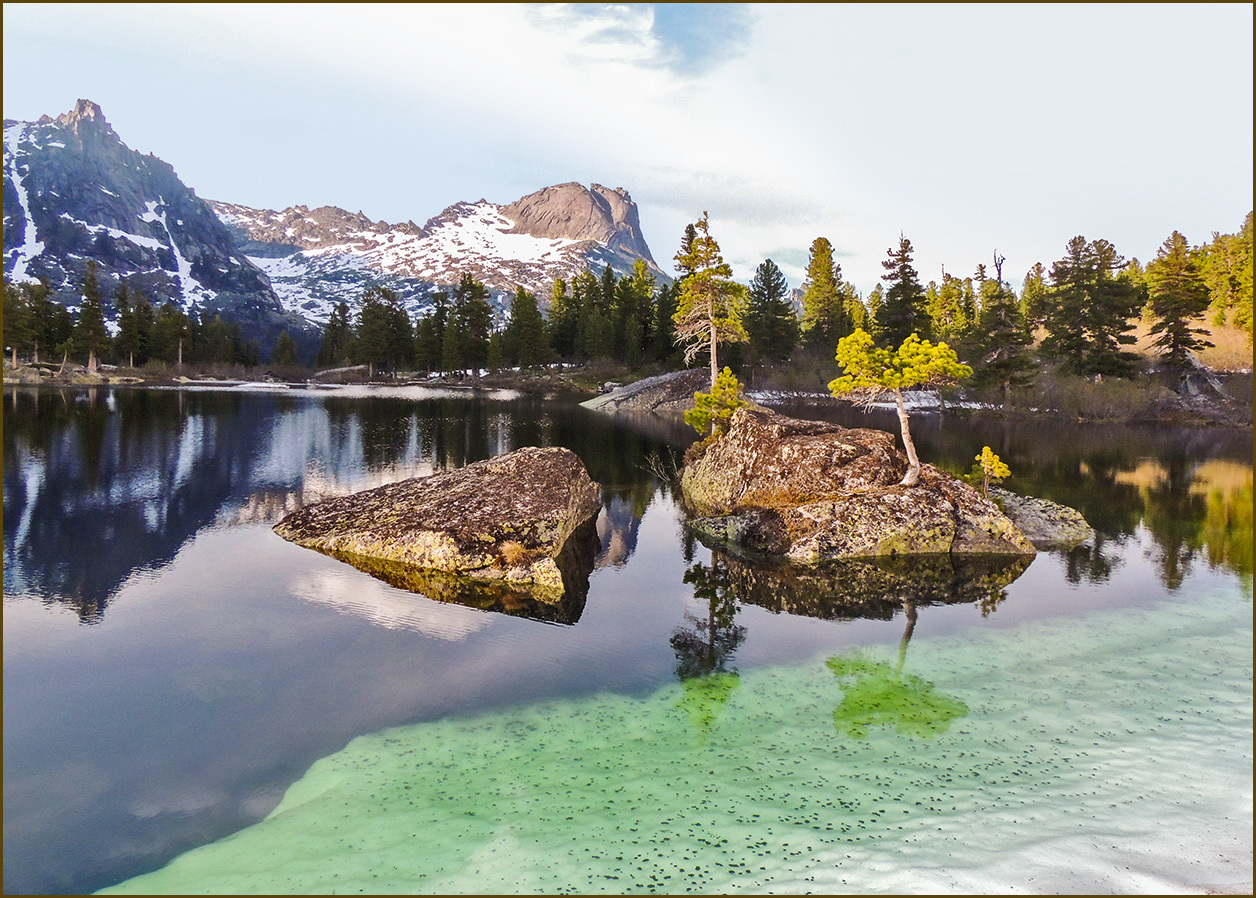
54,99 -> 118,141
500,182 -> 655,265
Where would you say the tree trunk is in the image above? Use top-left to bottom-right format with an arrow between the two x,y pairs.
894,388 -> 921,486
708,294 -> 718,390
895,601 -> 918,674
57,350 -> 68,376
177,339 -> 183,371
10,346 -> 16,367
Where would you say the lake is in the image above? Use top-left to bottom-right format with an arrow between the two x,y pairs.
3,384 -> 1251,895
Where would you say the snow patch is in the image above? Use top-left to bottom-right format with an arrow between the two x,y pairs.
3,123 -> 46,283
58,213 -> 164,250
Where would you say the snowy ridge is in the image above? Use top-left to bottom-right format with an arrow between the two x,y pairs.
210,189 -> 666,326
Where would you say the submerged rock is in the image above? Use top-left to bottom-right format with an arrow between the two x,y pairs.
989,487 -> 1095,549
681,407 -> 1035,561
274,446 -> 602,602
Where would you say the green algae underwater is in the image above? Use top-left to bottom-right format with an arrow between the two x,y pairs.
102,580 -> 1252,895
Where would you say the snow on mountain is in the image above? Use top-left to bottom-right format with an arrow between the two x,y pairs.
210,183 -> 669,325
2,100 -> 284,335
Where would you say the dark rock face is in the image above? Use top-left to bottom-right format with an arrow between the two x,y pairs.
4,100 -> 279,317
274,447 -> 602,602
681,407 -> 1035,561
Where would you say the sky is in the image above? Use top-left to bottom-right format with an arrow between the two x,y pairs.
4,3 -> 1253,294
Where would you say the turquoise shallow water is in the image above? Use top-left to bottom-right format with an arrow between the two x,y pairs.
104,580 -> 1251,895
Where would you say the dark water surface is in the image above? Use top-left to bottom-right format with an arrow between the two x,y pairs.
3,385 -> 1251,894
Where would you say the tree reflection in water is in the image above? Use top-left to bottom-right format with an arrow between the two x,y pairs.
826,600 -> 969,739
670,557 -> 747,739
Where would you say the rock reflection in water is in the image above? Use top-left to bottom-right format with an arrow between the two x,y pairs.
320,516 -> 601,625
714,550 -> 1032,621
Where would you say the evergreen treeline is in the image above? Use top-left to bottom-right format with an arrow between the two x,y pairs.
5,213 -> 1250,385
3,262 -> 259,370
311,259 -> 685,377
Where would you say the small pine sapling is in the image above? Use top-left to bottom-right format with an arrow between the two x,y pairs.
685,366 -> 749,450
975,446 -> 1010,498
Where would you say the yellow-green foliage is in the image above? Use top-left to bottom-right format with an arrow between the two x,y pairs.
975,446 -> 1011,497
685,366 -> 749,443
829,328 -> 972,397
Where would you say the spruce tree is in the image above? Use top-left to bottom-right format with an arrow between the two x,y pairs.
1145,231 -> 1213,370
672,212 -> 749,388
799,237 -> 848,350
149,302 -> 191,366
3,281 -> 36,365
1041,236 -> 1143,377
547,279 -> 578,361
745,258 -> 798,362
354,285 -> 412,376
1019,262 -> 1049,328
271,329 -> 300,367
451,273 -> 493,376
878,236 -> 930,347
651,281 -> 679,363
316,302 -> 354,368
676,224 -> 698,280
113,284 -> 139,368
72,261 -> 111,371
506,285 -> 549,370
971,253 -> 1036,405
864,283 -> 884,339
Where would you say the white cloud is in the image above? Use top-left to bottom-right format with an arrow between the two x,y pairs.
4,3 -> 1251,295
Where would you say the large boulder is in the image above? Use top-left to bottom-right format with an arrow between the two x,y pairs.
681,407 -> 1035,561
274,446 -> 602,601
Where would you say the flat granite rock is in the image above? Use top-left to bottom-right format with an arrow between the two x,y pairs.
989,487 -> 1095,549
682,407 -> 1036,561
274,446 -> 602,600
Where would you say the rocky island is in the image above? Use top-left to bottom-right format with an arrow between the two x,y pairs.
273,446 -> 602,607
681,407 -> 1038,562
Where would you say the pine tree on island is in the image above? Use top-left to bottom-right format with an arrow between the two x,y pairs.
829,328 -> 972,487
671,212 -> 748,390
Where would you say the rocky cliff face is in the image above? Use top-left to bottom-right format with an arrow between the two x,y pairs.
3,100 -> 281,321
211,182 -> 669,325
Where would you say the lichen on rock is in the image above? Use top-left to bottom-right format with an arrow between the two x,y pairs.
681,407 -> 1035,561
274,446 -> 602,603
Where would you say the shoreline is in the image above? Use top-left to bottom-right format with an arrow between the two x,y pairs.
3,361 -> 1251,428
